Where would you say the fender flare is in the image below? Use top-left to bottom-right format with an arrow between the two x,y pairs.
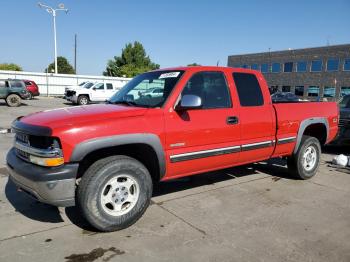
70,133 -> 166,179
294,117 -> 329,154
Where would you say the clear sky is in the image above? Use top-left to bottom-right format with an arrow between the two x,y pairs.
1,0 -> 349,75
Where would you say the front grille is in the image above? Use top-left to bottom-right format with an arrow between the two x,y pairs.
16,132 -> 29,144
16,148 -> 30,161
66,90 -> 76,97
339,118 -> 350,127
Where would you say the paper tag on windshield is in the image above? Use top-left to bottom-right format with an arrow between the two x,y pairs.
159,72 -> 180,79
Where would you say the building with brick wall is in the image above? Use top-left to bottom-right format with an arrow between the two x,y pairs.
227,44 -> 350,100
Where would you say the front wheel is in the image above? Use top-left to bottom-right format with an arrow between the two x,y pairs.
287,135 -> 321,180
77,155 -> 153,232
77,95 -> 89,105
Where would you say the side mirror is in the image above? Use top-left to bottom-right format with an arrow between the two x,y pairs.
92,87 -> 96,90
176,95 -> 202,111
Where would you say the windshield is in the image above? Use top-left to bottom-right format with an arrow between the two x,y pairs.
109,70 -> 184,108
84,82 -> 94,89
339,95 -> 350,108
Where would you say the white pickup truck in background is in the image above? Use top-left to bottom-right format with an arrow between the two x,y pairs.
65,82 -> 119,105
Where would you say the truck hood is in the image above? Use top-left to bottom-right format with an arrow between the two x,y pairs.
20,104 -> 147,129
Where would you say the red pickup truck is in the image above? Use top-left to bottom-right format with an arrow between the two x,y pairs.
7,66 -> 338,231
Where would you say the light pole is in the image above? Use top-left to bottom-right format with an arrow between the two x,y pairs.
38,2 -> 68,74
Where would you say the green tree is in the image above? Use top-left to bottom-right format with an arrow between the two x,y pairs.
187,63 -> 201,66
0,63 -> 22,71
45,56 -> 75,74
103,41 -> 159,77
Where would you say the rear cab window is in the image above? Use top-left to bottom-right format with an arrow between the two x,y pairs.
232,72 -> 264,107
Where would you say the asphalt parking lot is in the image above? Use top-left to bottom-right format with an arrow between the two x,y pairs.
0,98 -> 349,262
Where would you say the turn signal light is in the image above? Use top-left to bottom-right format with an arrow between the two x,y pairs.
29,156 -> 64,167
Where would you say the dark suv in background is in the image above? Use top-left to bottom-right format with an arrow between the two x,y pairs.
0,79 -> 30,107
335,95 -> 350,145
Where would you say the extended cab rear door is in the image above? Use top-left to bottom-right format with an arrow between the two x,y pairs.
231,71 -> 276,163
164,70 -> 241,178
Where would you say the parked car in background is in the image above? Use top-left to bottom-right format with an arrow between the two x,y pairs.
66,82 -> 118,105
141,87 -> 164,98
334,94 -> 350,145
64,81 -> 95,98
24,80 -> 40,99
0,79 -> 30,106
271,92 -> 300,103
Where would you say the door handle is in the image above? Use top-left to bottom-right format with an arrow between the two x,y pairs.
227,116 -> 239,125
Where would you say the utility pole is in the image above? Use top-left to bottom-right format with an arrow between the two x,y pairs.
38,2 -> 69,74
74,34 -> 77,74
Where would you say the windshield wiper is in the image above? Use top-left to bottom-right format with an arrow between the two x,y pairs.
108,100 -> 149,107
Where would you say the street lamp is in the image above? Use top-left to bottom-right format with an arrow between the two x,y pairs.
38,2 -> 68,74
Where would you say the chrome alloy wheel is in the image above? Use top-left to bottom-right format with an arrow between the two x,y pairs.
302,145 -> 317,171
100,175 -> 140,216
79,97 -> 88,105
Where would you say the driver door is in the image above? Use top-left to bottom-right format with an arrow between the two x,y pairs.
91,83 -> 106,101
165,71 -> 241,178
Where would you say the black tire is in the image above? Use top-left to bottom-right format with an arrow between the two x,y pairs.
77,155 -> 153,232
6,94 -> 21,107
287,135 -> 321,180
77,95 -> 89,105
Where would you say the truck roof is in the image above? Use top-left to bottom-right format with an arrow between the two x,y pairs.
153,66 -> 259,74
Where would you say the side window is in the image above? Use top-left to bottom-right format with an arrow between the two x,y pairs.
233,73 -> 264,107
181,71 -> 231,109
94,83 -> 104,90
106,83 -> 113,90
10,81 -> 23,88
0,81 -> 6,88
24,81 -> 32,86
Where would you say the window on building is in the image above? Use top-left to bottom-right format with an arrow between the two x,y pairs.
242,65 -> 249,69
282,86 -> 291,92
182,71 -> 232,109
251,64 -> 259,70
308,86 -> 320,97
272,63 -> 281,73
233,73 -> 264,106
295,86 -> 304,96
323,86 -> 336,97
233,64 -> 240,68
284,62 -> 293,72
261,64 -> 268,73
311,60 -> 322,72
106,83 -> 113,90
344,59 -> 350,71
341,87 -> 350,96
296,61 -> 307,72
327,58 -> 339,71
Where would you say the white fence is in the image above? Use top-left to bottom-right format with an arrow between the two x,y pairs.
0,70 -> 131,96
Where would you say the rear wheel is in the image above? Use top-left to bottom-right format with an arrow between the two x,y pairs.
27,92 -> 33,100
287,135 -> 321,179
6,94 -> 21,107
77,155 -> 153,232
77,95 -> 89,105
